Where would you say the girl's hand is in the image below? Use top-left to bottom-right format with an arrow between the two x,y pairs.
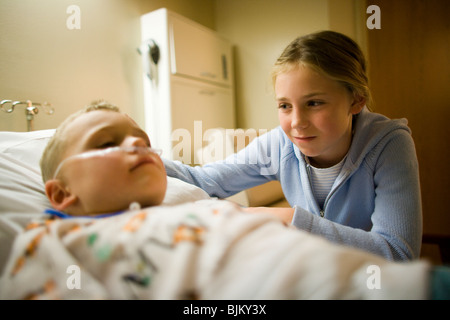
242,206 -> 294,224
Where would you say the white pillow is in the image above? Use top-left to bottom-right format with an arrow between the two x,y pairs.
162,176 -> 210,205
0,130 -> 55,274
0,130 -> 55,215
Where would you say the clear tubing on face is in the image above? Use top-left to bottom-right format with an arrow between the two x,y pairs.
52,146 -> 162,179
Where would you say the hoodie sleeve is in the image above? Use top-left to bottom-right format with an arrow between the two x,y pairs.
163,129 -> 283,198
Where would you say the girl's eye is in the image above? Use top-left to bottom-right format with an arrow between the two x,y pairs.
278,103 -> 291,110
307,100 -> 323,107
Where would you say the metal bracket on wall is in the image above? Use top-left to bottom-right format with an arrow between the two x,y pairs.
0,99 -> 54,131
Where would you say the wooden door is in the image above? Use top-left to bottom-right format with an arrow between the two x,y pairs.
366,0 -> 450,252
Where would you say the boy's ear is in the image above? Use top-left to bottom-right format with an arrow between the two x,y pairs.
45,180 -> 78,211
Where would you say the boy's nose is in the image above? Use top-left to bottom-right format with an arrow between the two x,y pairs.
123,136 -> 148,148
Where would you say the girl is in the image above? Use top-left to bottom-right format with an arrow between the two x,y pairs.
163,31 -> 422,261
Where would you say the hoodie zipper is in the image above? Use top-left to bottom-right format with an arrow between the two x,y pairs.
304,157 -> 324,217
320,185 -> 338,217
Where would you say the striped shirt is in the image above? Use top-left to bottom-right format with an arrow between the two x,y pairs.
308,157 -> 346,209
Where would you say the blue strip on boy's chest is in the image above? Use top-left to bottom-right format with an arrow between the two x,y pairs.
44,208 -> 125,219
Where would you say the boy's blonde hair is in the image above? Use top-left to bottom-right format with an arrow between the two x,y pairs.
40,100 -> 120,182
272,30 -> 373,110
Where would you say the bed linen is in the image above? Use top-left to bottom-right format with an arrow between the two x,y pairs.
0,199 -> 429,299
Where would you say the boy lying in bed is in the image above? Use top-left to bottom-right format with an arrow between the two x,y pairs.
1,101 -> 448,300
40,101 -> 168,217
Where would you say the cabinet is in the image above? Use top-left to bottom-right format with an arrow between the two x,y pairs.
140,8 -> 235,164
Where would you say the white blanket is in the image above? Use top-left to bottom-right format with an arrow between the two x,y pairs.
0,200 -> 430,300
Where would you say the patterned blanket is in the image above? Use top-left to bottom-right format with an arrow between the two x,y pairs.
0,200 -> 429,299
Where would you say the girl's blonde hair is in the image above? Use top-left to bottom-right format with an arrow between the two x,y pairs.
272,30 -> 372,110
40,100 -> 120,182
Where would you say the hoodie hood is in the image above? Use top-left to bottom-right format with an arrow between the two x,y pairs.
346,107 -> 411,170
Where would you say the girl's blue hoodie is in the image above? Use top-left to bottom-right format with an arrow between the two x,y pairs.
163,107 -> 422,261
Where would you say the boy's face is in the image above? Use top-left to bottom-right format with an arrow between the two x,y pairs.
49,110 -> 167,216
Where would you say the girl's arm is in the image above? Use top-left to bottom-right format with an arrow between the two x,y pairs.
243,207 -> 295,225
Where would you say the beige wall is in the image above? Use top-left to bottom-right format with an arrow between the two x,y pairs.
0,0 -> 215,132
0,0 -> 362,132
